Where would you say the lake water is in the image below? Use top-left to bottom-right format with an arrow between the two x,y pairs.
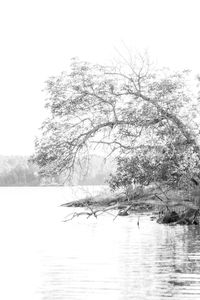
0,187 -> 200,300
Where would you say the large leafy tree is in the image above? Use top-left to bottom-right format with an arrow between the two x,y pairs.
33,56 -> 200,189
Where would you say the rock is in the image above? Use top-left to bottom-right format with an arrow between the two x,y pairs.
157,211 -> 179,224
157,208 -> 199,225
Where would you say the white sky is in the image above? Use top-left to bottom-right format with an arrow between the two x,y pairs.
0,0 -> 200,155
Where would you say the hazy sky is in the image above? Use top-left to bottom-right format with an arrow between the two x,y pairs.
0,0 -> 200,155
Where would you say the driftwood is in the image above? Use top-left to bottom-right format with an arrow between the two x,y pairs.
62,186 -> 200,225
63,201 -> 144,222
63,204 -> 118,222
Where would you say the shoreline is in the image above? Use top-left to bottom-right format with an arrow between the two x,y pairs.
61,188 -> 200,225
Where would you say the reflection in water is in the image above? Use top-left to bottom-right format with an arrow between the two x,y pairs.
0,187 -> 200,300
40,212 -> 200,300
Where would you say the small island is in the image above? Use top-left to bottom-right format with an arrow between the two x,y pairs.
31,55 -> 200,226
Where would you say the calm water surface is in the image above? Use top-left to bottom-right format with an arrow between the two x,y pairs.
0,187 -> 200,300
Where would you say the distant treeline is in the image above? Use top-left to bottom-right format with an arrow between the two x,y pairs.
0,155 -> 113,186
0,156 -> 40,186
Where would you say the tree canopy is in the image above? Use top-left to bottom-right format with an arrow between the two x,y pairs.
33,55 -> 200,190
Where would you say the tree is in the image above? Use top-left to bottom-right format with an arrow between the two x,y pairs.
32,55 -> 200,190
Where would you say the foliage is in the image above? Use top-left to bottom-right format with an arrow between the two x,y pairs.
32,56 -> 200,190
109,144 -> 200,191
